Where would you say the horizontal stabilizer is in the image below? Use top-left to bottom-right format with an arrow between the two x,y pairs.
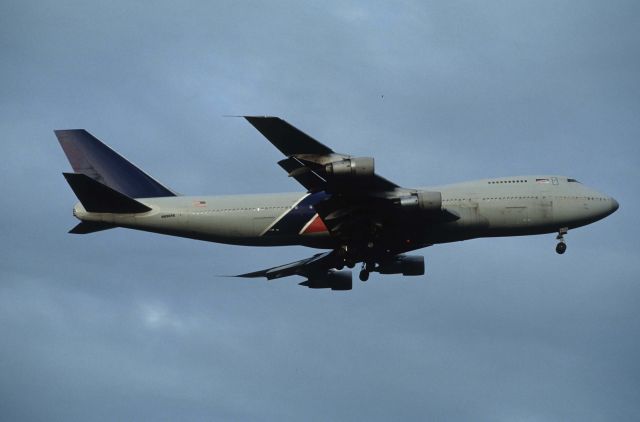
63,173 -> 152,213
69,221 -> 116,234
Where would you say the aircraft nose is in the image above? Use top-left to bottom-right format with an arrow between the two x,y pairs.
610,197 -> 619,213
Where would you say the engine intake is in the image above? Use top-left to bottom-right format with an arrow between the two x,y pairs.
377,255 -> 425,276
397,191 -> 442,212
325,157 -> 374,178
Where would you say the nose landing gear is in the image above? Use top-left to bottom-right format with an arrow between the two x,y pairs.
556,227 -> 568,254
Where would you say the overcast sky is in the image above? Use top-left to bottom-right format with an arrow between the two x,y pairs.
1,1 -> 639,420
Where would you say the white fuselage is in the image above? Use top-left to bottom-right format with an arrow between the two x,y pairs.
72,175 -> 618,251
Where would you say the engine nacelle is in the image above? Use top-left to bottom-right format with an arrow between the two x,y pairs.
299,270 -> 353,290
325,157 -> 374,178
397,191 -> 442,212
377,255 -> 425,276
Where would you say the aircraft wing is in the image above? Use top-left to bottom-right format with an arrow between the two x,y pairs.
244,117 -> 457,245
236,251 -> 353,290
243,116 -> 334,156
242,116 -> 457,282
237,251 -> 336,280
244,116 -> 399,193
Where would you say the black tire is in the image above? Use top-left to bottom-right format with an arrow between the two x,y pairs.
359,270 -> 369,282
556,242 -> 567,254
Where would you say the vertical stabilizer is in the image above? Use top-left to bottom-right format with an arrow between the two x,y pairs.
55,129 -> 176,198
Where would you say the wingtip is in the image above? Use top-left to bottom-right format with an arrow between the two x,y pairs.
54,129 -> 86,135
233,271 -> 267,279
222,115 -> 281,122
243,115 -> 280,120
221,114 -> 279,117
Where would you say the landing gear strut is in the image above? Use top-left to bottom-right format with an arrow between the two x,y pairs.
556,227 -> 568,255
336,245 -> 356,269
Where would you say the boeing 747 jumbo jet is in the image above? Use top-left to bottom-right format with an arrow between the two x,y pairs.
57,117 -> 618,290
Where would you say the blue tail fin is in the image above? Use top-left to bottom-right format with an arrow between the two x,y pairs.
55,129 -> 176,198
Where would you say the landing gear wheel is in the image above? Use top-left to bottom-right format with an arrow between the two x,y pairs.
359,269 -> 370,282
555,227 -> 568,255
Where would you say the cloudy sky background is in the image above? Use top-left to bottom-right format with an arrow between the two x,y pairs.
1,0 -> 639,420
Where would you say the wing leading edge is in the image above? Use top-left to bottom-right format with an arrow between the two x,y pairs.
236,251 -> 335,280
236,251 -> 352,290
244,116 -> 334,156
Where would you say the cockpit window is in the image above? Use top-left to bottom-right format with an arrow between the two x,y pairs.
567,178 -> 580,183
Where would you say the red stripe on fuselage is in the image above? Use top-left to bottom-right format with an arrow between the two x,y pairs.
301,214 -> 328,234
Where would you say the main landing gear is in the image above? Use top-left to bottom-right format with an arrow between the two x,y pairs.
556,227 -> 568,255
359,269 -> 370,282
337,242 -> 382,281
336,245 -> 356,270
359,262 -> 373,282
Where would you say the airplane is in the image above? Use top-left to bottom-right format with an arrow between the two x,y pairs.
56,116 -> 619,291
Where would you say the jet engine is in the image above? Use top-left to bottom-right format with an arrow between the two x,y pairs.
377,255 -> 425,276
397,191 -> 442,212
299,270 -> 353,290
325,157 -> 374,178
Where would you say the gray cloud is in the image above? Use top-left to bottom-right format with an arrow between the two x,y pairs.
1,0 -> 639,420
